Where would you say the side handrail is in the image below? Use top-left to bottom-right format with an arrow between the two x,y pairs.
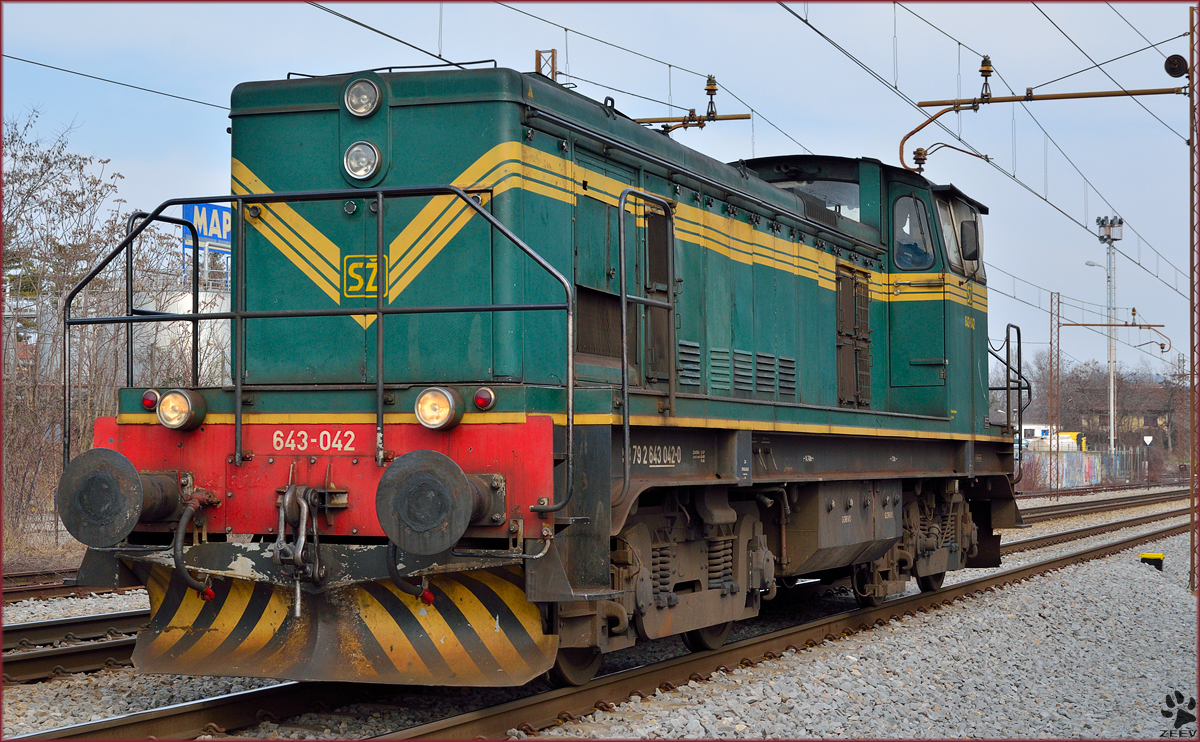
615,188 -> 677,508
123,212 -> 204,388
63,213 -> 202,474
63,186 -> 576,517
987,322 -> 1031,483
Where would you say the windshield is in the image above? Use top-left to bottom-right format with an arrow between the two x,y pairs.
776,179 -> 861,222
893,195 -> 935,270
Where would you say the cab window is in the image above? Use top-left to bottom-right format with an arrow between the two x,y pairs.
893,195 -> 935,270
935,198 -> 966,275
950,199 -> 986,283
776,179 -> 861,222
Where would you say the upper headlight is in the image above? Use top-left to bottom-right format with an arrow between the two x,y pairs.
344,141 -> 381,180
345,78 -> 381,117
156,389 -> 207,431
415,387 -> 464,430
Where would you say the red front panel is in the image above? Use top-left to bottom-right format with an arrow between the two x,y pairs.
100,416 -> 555,537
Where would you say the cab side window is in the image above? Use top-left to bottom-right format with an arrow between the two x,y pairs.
893,195 -> 935,271
936,198 -> 966,276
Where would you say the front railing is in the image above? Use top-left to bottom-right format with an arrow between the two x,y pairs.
63,185 -> 579,514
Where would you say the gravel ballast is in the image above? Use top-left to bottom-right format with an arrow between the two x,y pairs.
540,533 -> 1198,739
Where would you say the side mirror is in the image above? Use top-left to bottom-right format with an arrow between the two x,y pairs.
960,220 -> 979,261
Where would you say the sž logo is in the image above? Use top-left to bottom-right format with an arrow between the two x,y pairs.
343,255 -> 380,297
1161,690 -> 1197,737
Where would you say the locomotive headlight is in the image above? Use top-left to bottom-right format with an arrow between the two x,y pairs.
345,78 -> 381,117
156,389 -> 207,431
344,141 -> 380,180
415,387 -> 464,430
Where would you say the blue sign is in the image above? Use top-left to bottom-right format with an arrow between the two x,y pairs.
182,203 -> 232,253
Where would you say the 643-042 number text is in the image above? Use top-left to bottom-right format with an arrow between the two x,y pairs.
271,429 -> 356,452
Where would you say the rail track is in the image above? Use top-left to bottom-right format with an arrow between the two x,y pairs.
2,570 -> 137,605
1015,478 -> 1189,499
2,611 -> 147,684
1017,488 -> 1188,522
9,517 -> 1189,740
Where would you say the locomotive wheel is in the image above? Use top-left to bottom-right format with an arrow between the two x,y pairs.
546,647 -> 603,688
852,565 -> 885,608
681,621 -> 733,653
917,571 -> 946,593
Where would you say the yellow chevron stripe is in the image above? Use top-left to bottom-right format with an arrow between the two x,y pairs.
231,163 -> 339,272
232,143 -> 988,325
231,175 -> 342,305
231,160 -> 342,278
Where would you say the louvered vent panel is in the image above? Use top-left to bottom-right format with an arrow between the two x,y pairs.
733,350 -> 755,392
779,357 -> 797,397
755,353 -> 776,395
678,341 -> 702,387
709,348 -> 731,391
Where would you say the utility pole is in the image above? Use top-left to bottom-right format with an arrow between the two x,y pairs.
1189,4 -> 1197,593
1096,217 -> 1122,472
1049,292 -> 1061,492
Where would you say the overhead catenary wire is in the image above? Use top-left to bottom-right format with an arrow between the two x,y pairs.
2,54 -> 228,110
896,4 -> 1186,288
1030,33 -> 1186,91
495,2 -> 706,78
306,2 -> 466,70
492,2 -> 812,154
1032,3 -> 1187,141
778,1 -> 1179,363
897,3 -> 1185,289
1107,2 -> 1169,58
558,73 -> 688,112
985,279 -> 1168,361
870,4 -> 1189,300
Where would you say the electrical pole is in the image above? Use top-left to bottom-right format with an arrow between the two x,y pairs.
1097,216 -> 1122,473
1049,293 -> 1061,492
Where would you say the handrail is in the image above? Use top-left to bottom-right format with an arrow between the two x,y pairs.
987,323 -> 1031,483
63,185 -> 576,516
123,212 -> 204,387
615,188 -> 677,509
63,215 -> 201,475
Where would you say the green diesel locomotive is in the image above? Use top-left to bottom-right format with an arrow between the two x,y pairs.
57,66 -> 1027,687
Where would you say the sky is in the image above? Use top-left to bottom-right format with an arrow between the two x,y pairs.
2,2 -> 1195,377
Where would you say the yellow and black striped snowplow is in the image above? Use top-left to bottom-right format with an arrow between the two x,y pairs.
131,564 -> 557,685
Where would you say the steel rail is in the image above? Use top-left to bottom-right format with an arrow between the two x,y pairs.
4,682 -> 364,740
2,583 -> 138,605
2,637 -> 136,684
374,523 -> 1189,740
3,570 -> 79,587
1015,479 -> 1188,499
1018,489 -> 1188,522
1000,507 -> 1191,555
2,610 -> 148,652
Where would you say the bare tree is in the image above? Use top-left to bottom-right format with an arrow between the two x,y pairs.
3,109 -> 227,556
